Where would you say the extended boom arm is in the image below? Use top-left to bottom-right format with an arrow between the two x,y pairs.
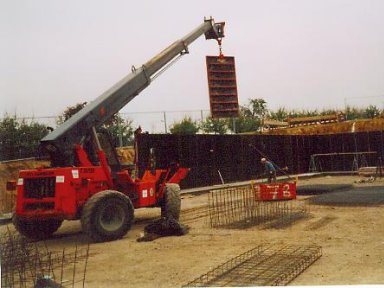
41,18 -> 225,166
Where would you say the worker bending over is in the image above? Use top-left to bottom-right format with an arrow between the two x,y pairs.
261,158 -> 276,183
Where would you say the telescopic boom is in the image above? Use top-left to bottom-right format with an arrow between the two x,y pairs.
41,18 -> 225,166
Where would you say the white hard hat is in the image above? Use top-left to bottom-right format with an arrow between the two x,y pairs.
261,158 -> 266,162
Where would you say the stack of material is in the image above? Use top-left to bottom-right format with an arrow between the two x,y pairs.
358,166 -> 383,177
115,146 -> 135,164
262,118 -> 384,135
287,113 -> 345,127
0,159 -> 49,214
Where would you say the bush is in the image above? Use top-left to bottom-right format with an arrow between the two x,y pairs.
0,116 -> 48,161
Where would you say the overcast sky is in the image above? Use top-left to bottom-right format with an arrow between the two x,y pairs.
2,0 -> 384,126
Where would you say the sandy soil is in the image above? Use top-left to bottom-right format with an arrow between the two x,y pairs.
0,160 -> 50,213
4,174 -> 384,287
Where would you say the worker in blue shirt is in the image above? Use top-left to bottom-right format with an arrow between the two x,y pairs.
261,158 -> 276,183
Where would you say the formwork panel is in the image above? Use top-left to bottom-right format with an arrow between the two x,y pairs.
184,244 -> 322,287
206,56 -> 239,118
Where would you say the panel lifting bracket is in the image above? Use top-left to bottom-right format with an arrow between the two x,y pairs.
217,38 -> 224,59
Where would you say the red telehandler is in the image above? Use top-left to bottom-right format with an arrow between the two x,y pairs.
13,18 -> 225,242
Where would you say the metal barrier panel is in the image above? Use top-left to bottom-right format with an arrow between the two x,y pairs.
136,133 -> 382,189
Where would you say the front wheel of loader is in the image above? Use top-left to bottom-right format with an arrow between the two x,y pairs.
81,190 -> 134,242
161,183 -> 181,221
13,215 -> 63,240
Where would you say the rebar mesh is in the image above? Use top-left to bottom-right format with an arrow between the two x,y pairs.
208,185 -> 309,229
0,228 -> 90,288
184,244 -> 322,287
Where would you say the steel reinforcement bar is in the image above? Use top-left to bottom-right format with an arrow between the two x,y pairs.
208,185 -> 309,228
0,228 -> 90,288
184,244 -> 322,287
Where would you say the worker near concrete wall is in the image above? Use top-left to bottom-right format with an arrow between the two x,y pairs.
261,158 -> 276,183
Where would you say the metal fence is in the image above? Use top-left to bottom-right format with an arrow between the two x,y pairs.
0,110 -> 212,161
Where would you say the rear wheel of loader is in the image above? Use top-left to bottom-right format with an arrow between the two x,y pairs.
12,215 -> 63,240
81,190 -> 134,242
161,183 -> 181,221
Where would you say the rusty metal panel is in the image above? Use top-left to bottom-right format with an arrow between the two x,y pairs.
206,56 -> 239,118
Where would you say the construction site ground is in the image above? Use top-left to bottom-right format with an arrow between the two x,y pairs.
2,174 -> 384,287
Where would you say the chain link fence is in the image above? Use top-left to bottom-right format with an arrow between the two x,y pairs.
0,110 -> 212,161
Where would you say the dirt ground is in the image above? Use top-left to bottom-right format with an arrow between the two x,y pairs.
3,174 -> 384,287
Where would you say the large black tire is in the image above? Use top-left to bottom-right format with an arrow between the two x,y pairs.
12,214 -> 63,240
81,190 -> 134,242
161,183 -> 181,221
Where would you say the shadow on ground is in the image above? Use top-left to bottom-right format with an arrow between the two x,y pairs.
297,184 -> 353,195
309,186 -> 384,206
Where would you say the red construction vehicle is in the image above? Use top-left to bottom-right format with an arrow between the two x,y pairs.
13,18 -> 225,242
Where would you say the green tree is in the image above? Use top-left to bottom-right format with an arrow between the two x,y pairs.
57,102 -> 87,124
169,117 -> 199,134
0,116 -> 48,160
270,107 -> 289,121
345,106 -> 367,120
200,117 -> 228,134
228,113 -> 260,133
57,103 -> 134,146
286,109 -> 319,119
364,105 -> 380,119
229,98 -> 268,133
320,109 -> 339,116
247,98 -> 267,118
104,115 -> 135,146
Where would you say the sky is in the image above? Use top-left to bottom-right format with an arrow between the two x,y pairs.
1,0 -> 384,131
